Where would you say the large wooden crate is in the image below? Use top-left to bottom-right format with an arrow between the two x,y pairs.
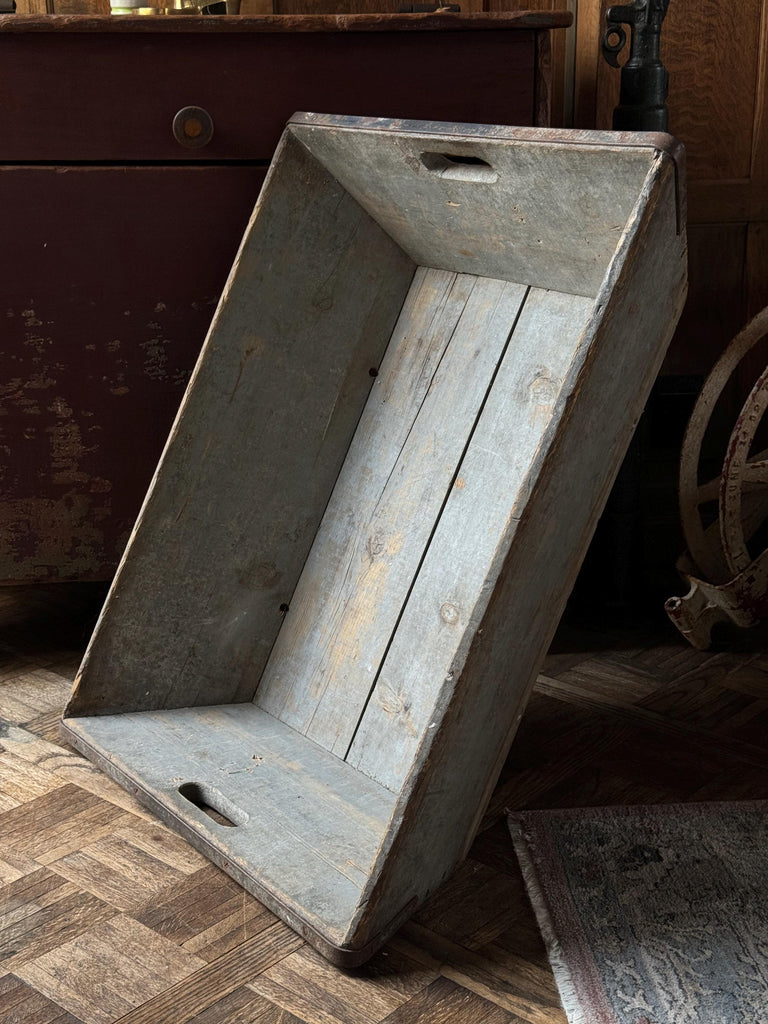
62,114 -> 687,965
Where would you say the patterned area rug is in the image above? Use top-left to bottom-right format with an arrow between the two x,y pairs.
508,802 -> 768,1024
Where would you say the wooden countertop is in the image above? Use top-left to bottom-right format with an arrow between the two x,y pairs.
0,11 -> 573,33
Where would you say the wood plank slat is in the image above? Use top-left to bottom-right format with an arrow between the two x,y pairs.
49,837 -> 193,914
399,925 -> 565,1024
0,785 -> 135,864
132,863 -> 275,957
0,670 -> 73,726
248,945 -> 408,1024
376,974 -> 522,1024
8,584 -> 768,1021
0,849 -> 40,887
108,922 -> 304,1024
347,287 -> 593,791
15,916 -> 206,1024
256,271 -> 528,757
341,140 -> 685,955
172,985 -> 284,1024
413,858 -> 522,953
535,673 -> 768,771
0,721 -> 155,820
0,869 -> 118,974
0,749 -> 68,808
0,975 -> 85,1024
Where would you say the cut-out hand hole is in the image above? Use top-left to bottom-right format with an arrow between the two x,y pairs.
419,151 -> 498,183
178,781 -> 248,827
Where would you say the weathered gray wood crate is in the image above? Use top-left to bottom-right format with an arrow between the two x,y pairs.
62,113 -> 687,965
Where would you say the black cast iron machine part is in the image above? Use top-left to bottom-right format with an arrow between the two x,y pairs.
603,0 -> 671,131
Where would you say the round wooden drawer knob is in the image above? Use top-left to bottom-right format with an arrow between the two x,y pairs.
173,106 -> 214,149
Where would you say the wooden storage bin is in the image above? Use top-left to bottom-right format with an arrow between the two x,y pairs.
62,114 -> 687,965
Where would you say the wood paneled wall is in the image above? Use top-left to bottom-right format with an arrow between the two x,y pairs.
574,0 -> 768,378
565,0 -> 768,608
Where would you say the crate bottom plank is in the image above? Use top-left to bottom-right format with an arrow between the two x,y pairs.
63,702 -> 397,959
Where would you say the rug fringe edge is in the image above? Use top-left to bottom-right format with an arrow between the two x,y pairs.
508,815 -> 591,1024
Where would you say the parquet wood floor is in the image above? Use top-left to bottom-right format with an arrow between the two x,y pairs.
1,584 -> 766,1023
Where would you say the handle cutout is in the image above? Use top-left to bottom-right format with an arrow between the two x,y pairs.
178,781 -> 249,828
419,151 -> 498,183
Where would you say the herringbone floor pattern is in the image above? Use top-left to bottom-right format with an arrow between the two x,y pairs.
1,583 -> 766,1023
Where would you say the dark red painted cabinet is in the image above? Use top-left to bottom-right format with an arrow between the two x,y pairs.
0,12 -> 568,581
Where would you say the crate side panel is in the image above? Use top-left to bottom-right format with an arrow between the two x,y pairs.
347,156 -> 687,953
66,133 -> 415,717
290,121 -> 658,298
347,286 -> 595,791
255,270 -> 528,757
62,702 -> 397,946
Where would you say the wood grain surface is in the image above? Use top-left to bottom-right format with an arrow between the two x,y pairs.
347,287 -> 593,791
4,585 -> 768,1022
573,0 -> 768,379
62,118 -> 685,961
63,703 -> 399,945
256,271 -> 528,757
65,131 -> 415,718
289,118 -> 660,298
1,11 -> 572,30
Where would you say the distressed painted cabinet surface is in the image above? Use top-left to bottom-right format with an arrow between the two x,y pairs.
62,114 -> 687,965
0,11 -> 567,584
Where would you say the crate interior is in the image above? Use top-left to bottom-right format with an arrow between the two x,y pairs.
65,268 -> 597,943
63,121 -> 662,945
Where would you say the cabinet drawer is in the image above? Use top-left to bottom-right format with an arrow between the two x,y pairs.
0,28 -> 536,161
0,163 -> 264,582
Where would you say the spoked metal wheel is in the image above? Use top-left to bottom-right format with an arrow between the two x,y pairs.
667,306 -> 768,647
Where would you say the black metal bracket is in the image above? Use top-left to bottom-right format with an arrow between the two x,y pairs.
603,0 -> 671,131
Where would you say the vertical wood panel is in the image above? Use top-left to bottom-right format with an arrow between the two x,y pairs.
577,0 -> 764,182
753,0 -> 768,186
572,0 -> 607,128
571,0 -> 768,610
486,0 -> 572,126
13,0 -> 52,10
663,224 -> 747,378
747,222 -> 768,318
573,0 -> 768,377
664,0 -> 762,180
